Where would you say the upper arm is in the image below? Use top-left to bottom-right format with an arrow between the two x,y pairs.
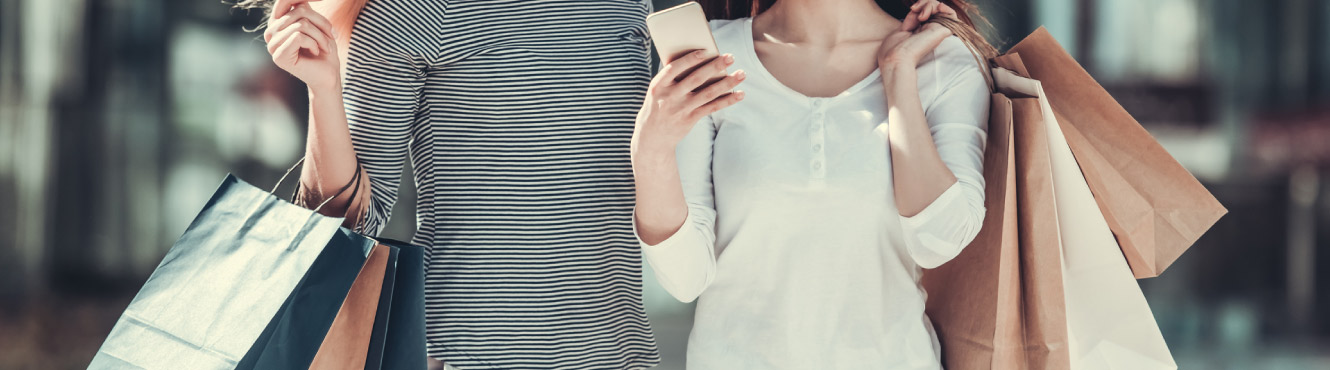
340,0 -> 442,235
923,37 -> 990,189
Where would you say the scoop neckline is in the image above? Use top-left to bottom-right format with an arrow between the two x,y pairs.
740,18 -> 883,103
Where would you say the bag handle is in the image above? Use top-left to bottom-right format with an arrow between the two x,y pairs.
272,158 -> 364,214
926,17 -> 999,92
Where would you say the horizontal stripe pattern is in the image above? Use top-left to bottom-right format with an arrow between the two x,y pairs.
342,0 -> 660,368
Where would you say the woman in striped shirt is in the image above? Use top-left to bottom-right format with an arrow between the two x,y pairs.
240,0 -> 661,368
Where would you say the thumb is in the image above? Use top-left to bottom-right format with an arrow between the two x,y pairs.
900,11 -> 922,32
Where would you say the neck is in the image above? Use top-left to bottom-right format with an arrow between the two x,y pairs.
753,0 -> 898,45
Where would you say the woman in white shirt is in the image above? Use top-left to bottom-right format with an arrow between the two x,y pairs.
632,0 -> 989,368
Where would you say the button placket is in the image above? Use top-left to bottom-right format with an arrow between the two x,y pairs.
809,99 -> 828,179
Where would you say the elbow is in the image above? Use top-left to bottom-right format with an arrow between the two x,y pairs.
657,263 -> 715,303
662,280 -> 706,304
906,201 -> 986,269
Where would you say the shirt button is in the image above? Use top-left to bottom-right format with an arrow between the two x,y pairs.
812,161 -> 822,170
812,144 -> 822,152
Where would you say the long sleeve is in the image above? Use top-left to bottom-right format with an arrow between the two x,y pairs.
633,116 -> 719,303
342,0 -> 440,236
900,38 -> 991,269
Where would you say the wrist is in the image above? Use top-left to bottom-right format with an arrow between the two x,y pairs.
880,62 -> 918,89
879,60 -> 917,77
632,136 -> 677,164
306,79 -> 343,99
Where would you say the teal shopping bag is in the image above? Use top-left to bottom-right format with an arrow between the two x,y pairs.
90,174 -> 349,369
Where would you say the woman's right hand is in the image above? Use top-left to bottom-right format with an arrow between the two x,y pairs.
632,50 -> 746,154
264,0 -> 340,91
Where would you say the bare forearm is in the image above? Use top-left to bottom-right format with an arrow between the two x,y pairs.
632,142 -> 689,246
300,83 -> 362,216
883,63 -> 957,217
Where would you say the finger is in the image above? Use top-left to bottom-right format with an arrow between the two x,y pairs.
272,32 -> 305,65
920,1 -> 938,21
677,53 -> 734,93
656,49 -> 717,85
268,20 -> 304,55
272,0 -> 321,19
300,20 -> 334,56
269,6 -> 334,41
685,70 -> 745,110
918,23 -> 954,43
937,3 -> 958,19
911,0 -> 926,11
269,21 -> 321,57
685,91 -> 745,123
290,3 -> 335,39
267,2 -> 326,42
281,19 -> 331,55
297,35 -> 320,57
901,8 -> 923,31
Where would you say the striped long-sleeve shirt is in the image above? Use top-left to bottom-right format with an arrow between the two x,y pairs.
341,0 -> 661,368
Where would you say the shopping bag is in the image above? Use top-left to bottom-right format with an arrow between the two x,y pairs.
1006,28 -> 1226,278
1022,59 -> 1177,370
311,243 -> 393,369
234,230 -> 394,370
368,238 -> 428,370
89,175 -> 346,369
998,51 -> 1176,368
233,228 -> 375,369
921,18 -> 1071,369
919,70 -> 1024,368
1002,55 -> 1072,370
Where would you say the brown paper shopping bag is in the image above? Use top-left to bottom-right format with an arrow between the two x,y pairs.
310,244 -> 392,370
998,50 -> 1177,368
1006,28 -> 1227,278
1001,54 -> 1072,370
921,18 -> 1072,368
921,82 -> 1024,369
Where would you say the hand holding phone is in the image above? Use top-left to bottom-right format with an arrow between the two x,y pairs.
635,2 -> 746,153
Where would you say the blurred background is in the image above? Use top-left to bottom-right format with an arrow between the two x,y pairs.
1,0 -> 1328,368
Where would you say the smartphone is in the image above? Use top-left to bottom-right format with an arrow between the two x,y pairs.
646,2 -> 727,85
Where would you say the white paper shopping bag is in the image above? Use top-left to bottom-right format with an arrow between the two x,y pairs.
1031,80 -> 1177,369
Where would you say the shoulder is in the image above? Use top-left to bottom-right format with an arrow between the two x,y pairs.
928,36 -> 982,70
708,18 -> 748,50
708,17 -> 747,33
349,0 -> 445,57
919,36 -> 987,84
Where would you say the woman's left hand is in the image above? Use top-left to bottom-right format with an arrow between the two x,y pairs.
878,0 -> 959,69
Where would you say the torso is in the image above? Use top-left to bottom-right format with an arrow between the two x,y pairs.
345,0 -> 663,368
680,17 -> 985,370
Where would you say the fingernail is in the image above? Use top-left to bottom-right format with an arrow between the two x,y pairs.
724,54 -> 735,63
735,91 -> 746,98
735,70 -> 746,80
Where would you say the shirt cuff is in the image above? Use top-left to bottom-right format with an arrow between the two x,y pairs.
633,207 -> 700,254
632,207 -> 714,302
899,181 -> 971,268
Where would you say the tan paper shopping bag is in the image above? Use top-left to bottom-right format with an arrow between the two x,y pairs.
997,50 -> 1177,368
310,244 -> 391,370
921,18 -> 1072,369
921,86 -> 1024,369
1006,28 -> 1227,278
1001,55 -> 1071,370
